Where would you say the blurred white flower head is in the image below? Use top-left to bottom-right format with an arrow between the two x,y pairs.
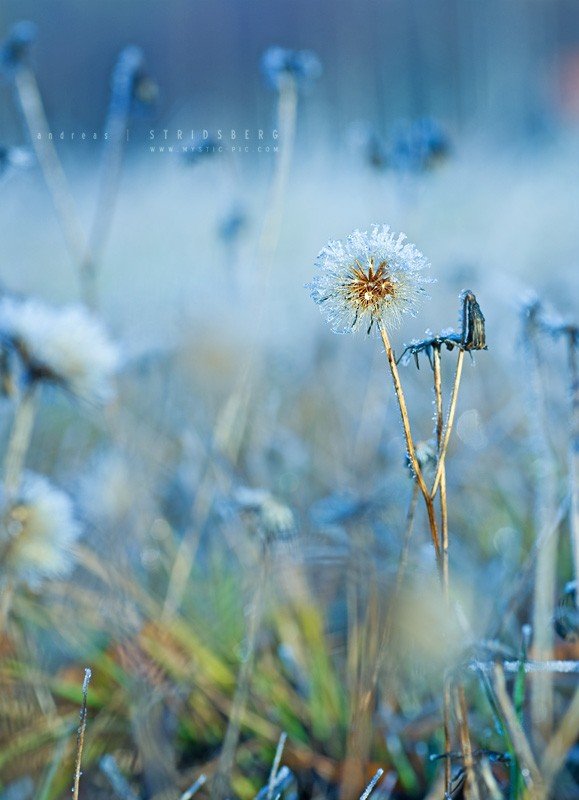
308,225 -> 432,334
77,450 -> 135,525
0,297 -> 120,402
1,472 -> 81,589
234,486 -> 295,540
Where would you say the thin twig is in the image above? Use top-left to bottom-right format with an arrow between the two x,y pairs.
359,768 -> 384,800
72,668 -> 92,800
180,774 -> 207,800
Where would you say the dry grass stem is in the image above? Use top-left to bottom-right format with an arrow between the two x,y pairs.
430,350 -> 465,499
492,664 -> 544,798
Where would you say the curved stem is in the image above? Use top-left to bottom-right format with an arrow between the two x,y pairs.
430,349 -> 465,498
379,322 -> 441,565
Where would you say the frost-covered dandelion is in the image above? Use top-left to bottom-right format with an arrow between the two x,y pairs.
308,225 -> 432,334
0,297 -> 120,402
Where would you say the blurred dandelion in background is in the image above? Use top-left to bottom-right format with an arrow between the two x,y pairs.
0,471 -> 81,590
0,297 -> 120,402
260,46 -> 322,91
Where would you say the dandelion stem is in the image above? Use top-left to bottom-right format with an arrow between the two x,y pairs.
257,73 -> 298,285
212,549 -> 269,800
3,385 -> 37,498
432,347 -> 449,598
431,349 -> 455,793
378,322 -> 442,566
82,55 -> 140,312
13,68 -> 91,304
430,349 -> 465,499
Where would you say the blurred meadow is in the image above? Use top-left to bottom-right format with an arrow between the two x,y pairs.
0,1 -> 579,799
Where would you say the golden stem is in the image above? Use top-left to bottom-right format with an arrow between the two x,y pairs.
430,349 -> 465,498
432,347 -> 449,600
433,347 -> 454,798
378,322 -> 442,565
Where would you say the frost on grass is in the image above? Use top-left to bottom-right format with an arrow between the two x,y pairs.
0,297 -> 120,402
0,472 -> 81,589
308,225 -> 433,335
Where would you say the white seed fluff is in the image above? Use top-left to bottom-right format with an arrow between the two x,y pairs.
0,297 -> 120,402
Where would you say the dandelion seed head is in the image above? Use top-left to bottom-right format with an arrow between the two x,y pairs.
261,46 -> 322,90
0,297 -> 120,402
308,225 -> 433,335
1,472 -> 81,589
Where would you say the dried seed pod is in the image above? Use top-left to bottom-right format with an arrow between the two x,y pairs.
459,290 -> 487,351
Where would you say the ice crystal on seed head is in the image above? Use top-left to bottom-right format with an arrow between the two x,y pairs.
0,297 -> 120,402
0,472 -> 81,589
308,225 -> 433,335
